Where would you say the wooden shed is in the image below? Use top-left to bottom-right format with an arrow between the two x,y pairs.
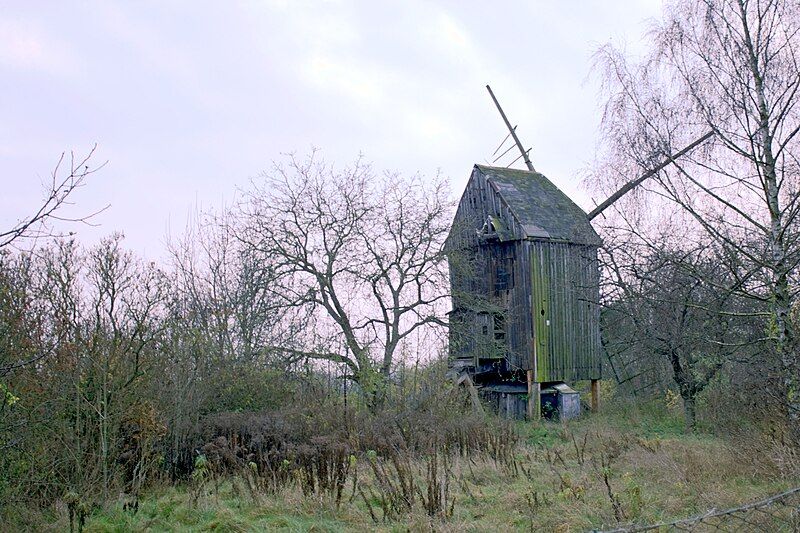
447,164 -> 602,420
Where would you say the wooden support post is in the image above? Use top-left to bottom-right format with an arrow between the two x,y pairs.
527,370 -> 541,421
457,373 -> 484,414
528,320 -> 540,421
591,379 -> 600,412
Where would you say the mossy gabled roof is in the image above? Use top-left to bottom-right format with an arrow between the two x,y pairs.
475,165 -> 602,246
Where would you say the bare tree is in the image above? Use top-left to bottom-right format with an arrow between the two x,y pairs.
0,251 -> 48,378
2,147 -> 107,249
603,234 -> 759,429
233,153 -> 452,406
81,234 -> 166,498
0,236 -> 167,504
593,0 -> 800,444
156,209 -> 286,476
168,209 -> 281,367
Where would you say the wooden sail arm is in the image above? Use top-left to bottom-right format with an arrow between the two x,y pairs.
587,131 -> 715,221
486,85 -> 536,172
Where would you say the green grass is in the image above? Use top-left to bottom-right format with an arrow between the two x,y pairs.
18,401 -> 800,532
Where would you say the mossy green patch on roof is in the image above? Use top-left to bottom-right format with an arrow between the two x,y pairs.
475,165 -> 602,246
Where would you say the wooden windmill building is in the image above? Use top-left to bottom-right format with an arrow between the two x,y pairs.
446,164 -> 602,419
447,86 -> 713,420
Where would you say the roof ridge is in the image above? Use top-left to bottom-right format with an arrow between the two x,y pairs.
473,165 -> 601,246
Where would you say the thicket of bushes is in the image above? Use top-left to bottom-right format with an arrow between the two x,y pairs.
2,327 -> 522,528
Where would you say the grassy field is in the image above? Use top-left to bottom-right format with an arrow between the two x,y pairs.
24,400 -> 789,532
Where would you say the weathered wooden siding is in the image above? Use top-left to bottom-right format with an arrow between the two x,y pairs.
447,168 -> 527,249
448,165 -> 602,384
500,239 -> 531,372
448,168 -> 526,366
479,386 -> 528,419
529,241 -> 601,381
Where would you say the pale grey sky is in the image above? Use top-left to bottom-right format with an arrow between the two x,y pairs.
1,1 -> 661,260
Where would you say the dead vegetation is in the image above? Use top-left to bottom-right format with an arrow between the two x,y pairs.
22,391 -> 793,533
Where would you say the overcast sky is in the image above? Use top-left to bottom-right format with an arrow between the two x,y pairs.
1,1 -> 661,260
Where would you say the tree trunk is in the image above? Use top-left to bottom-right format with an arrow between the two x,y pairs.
740,0 -> 800,448
667,348 -> 698,431
682,393 -> 697,432
356,366 -> 388,412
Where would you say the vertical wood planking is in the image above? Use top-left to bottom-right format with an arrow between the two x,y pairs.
528,241 -> 601,383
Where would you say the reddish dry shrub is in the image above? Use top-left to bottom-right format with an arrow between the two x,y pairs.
178,378 -> 518,504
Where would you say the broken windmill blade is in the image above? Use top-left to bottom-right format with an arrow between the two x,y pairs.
587,131 -> 715,221
492,141 -> 517,164
486,84 -> 535,172
507,148 -> 532,168
492,128 -> 514,157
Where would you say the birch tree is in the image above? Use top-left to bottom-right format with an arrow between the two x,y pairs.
593,0 -> 800,443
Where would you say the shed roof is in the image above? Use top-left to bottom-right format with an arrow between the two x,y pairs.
475,164 -> 602,246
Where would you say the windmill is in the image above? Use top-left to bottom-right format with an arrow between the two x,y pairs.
445,85 -> 713,420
